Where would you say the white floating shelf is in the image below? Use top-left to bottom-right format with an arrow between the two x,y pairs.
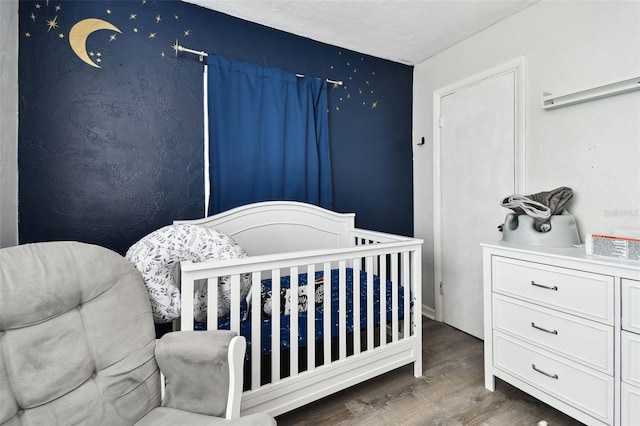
542,74 -> 640,110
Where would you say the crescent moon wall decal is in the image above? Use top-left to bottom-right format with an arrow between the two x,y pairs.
69,18 -> 122,68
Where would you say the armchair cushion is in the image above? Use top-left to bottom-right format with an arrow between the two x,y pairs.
0,242 -> 160,425
155,330 -> 236,417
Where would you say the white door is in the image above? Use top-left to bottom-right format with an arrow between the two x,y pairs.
437,70 -> 518,339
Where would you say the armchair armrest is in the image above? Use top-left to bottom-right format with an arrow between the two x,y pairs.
155,330 -> 246,420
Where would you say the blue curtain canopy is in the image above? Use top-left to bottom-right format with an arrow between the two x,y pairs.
207,55 -> 332,214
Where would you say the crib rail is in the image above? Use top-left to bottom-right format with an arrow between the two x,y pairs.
178,235 -> 422,417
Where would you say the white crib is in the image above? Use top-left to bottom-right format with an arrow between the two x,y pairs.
174,201 -> 423,417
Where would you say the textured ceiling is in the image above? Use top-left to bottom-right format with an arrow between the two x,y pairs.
183,0 -> 538,65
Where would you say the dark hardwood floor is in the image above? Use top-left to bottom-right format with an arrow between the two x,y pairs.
275,317 -> 585,426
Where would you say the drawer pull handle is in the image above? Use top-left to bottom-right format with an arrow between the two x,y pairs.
531,280 -> 558,291
531,322 -> 558,335
532,364 -> 558,379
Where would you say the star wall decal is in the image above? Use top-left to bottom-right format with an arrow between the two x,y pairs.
46,15 -> 58,32
25,1 -> 120,70
22,1 -> 213,68
328,52 -> 381,113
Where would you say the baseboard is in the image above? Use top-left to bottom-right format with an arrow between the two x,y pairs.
421,304 -> 435,319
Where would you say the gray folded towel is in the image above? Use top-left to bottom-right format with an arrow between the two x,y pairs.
526,187 -> 573,216
500,187 -> 573,232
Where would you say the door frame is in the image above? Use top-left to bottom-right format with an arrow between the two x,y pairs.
432,57 -> 526,322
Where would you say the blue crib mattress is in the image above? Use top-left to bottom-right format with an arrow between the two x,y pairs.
196,268 -> 405,356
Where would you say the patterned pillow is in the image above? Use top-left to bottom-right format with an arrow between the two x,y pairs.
125,224 -> 250,323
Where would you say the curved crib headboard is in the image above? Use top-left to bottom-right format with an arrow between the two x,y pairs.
174,201 -> 356,256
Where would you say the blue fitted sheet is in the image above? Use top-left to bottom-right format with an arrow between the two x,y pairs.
196,268 -> 405,356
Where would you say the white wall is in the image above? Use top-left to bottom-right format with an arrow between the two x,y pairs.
413,0 -> 640,311
0,0 -> 19,248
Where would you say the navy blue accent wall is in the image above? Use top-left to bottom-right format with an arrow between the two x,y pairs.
18,0 -> 413,255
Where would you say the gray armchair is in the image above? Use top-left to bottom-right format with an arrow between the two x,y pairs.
0,242 -> 276,426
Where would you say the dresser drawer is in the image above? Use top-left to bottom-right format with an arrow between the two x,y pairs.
622,279 -> 640,333
622,382 -> 640,426
493,295 -> 613,374
493,332 -> 613,424
622,330 -> 640,387
492,256 -> 613,324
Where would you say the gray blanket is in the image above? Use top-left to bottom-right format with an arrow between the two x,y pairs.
500,186 -> 573,232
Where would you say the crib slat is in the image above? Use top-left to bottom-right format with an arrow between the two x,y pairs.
307,264 -> 316,372
323,262 -> 331,366
379,255 -> 387,347
391,254 -> 399,343
290,266 -> 299,377
411,248 -> 423,377
372,247 -> 379,278
180,272 -> 195,331
338,260 -> 347,360
352,258 -> 361,355
271,269 -> 281,383
402,251 -> 410,339
251,271 -> 261,390
365,256 -> 374,351
230,274 -> 241,334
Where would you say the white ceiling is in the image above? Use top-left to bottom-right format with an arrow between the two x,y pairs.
183,0 -> 538,65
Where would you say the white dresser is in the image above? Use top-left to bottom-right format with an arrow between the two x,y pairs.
482,242 -> 640,426
621,278 -> 640,425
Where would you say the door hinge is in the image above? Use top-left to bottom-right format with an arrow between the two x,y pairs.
439,281 -> 444,295
438,116 -> 444,128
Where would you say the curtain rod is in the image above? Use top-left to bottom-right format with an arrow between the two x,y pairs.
177,44 -> 343,86
296,74 -> 343,86
177,45 -> 208,58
